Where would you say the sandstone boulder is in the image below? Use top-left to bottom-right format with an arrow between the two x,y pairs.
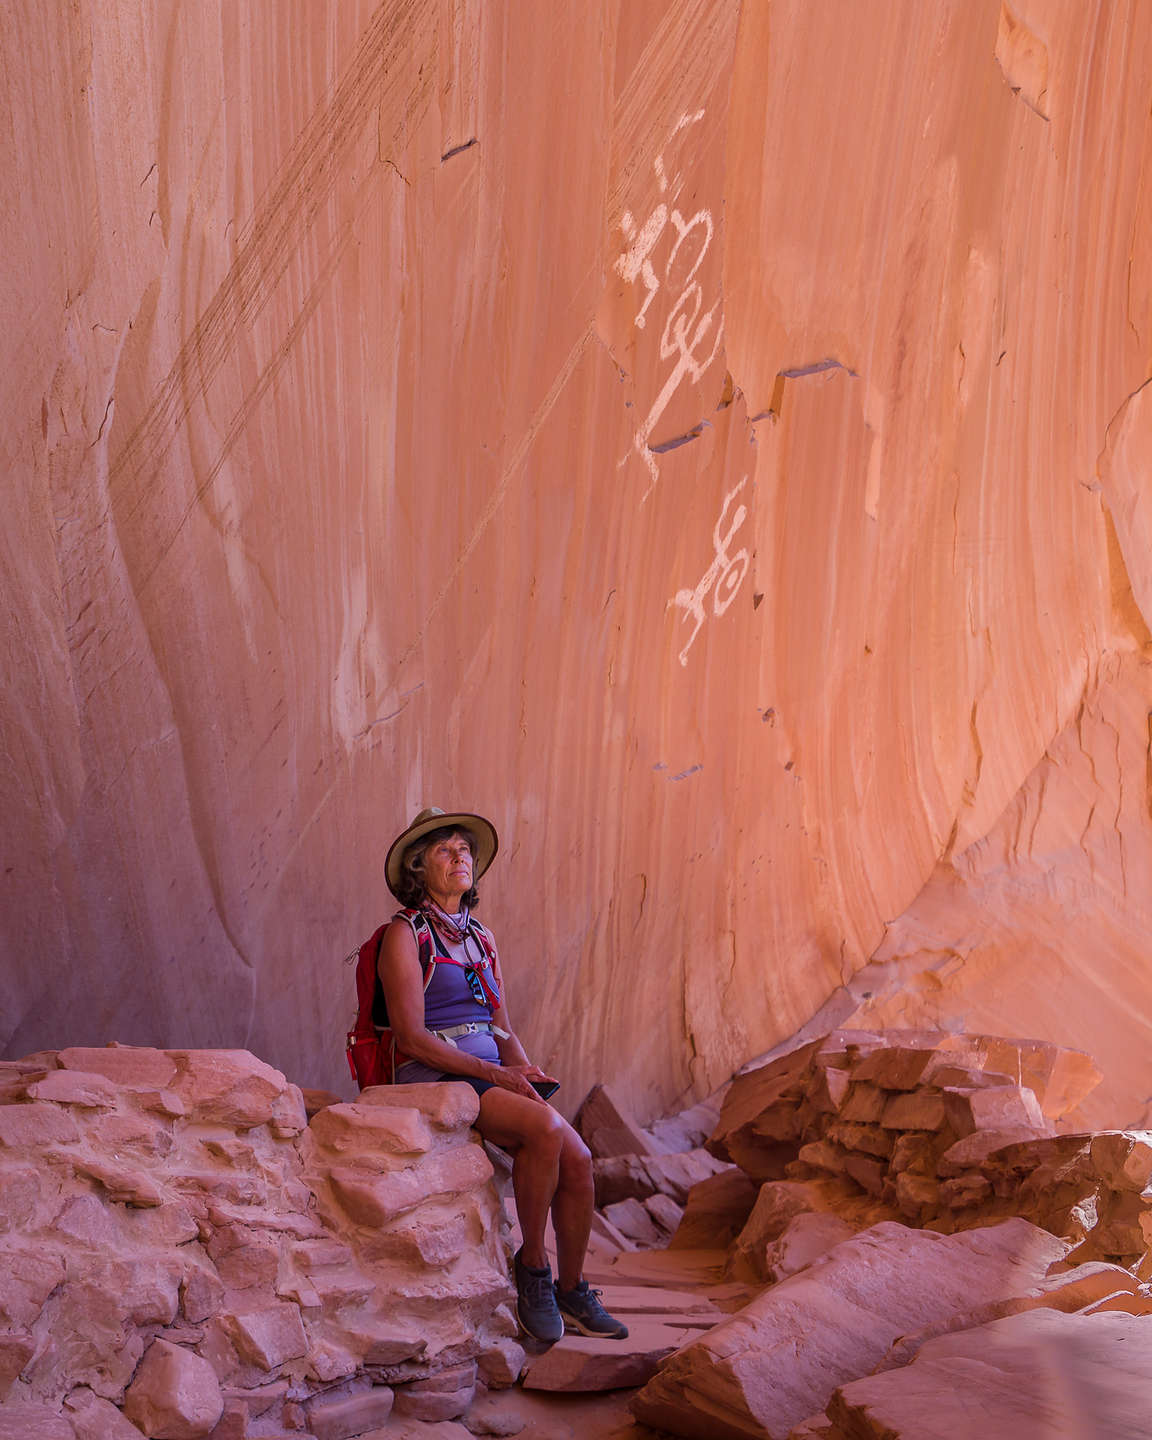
122,1339 -> 224,1439
632,1218 -> 1067,1440
575,1086 -> 663,1159
824,1309 -> 1152,1439
670,1168 -> 759,1250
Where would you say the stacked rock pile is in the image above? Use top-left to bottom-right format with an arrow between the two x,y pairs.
0,1046 -> 521,1439
628,1028 -> 1152,1439
704,1027 -> 1128,1241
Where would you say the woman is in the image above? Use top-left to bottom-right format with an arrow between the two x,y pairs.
378,806 -> 627,1344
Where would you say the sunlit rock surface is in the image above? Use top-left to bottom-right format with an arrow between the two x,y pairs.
0,1049 -> 513,1432
4,1 -> 1152,1120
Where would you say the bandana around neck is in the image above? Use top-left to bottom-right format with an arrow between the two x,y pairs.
423,899 -> 470,946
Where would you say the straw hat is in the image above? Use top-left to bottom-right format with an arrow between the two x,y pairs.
384,807 -> 499,899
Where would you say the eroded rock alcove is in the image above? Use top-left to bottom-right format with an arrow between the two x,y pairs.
5,0 -> 1152,1131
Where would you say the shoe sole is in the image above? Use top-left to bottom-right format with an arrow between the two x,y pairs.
559,1312 -> 629,1339
515,1298 -> 563,1344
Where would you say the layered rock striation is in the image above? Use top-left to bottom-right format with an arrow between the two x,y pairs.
4,1 -> 1152,1126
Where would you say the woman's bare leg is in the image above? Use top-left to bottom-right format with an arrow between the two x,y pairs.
476,1089 -> 571,1270
550,1127 -> 594,1290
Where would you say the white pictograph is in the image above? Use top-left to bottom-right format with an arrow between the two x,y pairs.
615,111 -> 725,497
670,478 -> 750,666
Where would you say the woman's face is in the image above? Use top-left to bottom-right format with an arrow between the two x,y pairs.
422,830 -> 474,902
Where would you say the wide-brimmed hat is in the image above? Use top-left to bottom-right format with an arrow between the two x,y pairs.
384,806 -> 500,899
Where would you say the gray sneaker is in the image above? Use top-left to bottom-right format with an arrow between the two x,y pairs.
554,1280 -> 629,1338
514,1249 -> 563,1343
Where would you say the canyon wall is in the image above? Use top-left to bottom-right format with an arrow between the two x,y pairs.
3,0 -> 1151,1122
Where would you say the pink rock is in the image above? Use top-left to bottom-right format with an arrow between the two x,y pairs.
824,1122 -> 893,1158
0,1247 -> 66,1326
828,1308 -> 1151,1437
575,1084 -> 663,1159
206,1225 -> 280,1291
325,1144 -> 493,1227
632,1218 -> 1067,1439
122,1338 -> 224,1439
937,1126 -> 1044,1175
522,1324 -> 682,1392
941,1084 -> 1046,1137
0,1402 -> 77,1440
879,1093 -> 947,1131
1089,1130 -> 1152,1191
168,1051 -> 289,1128
72,1158 -> 164,1207
57,1047 -> 177,1089
64,1389 -> 150,1440
644,1192 -> 685,1236
51,1194 -> 121,1248
601,1196 -> 664,1247
269,1086 -> 308,1138
219,1380 -> 290,1419
838,1085 -> 887,1124
0,1332 -> 36,1400
180,1263 -> 226,1324
308,1103 -> 433,1158
669,1168 -> 758,1249
763,1212 -> 858,1282
359,1083 -> 479,1131
86,1111 -> 173,1158
726,1180 -> 821,1281
0,1103 -> 81,1148
220,1303 -> 307,1369
26,1070 -> 120,1107
0,1168 -> 40,1232
304,1384 -> 395,1439
476,1337 -> 526,1388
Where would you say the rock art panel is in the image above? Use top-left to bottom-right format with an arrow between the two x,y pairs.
3,0 -> 1152,1132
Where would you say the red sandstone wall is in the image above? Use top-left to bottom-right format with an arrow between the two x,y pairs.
3,1 -> 1151,1122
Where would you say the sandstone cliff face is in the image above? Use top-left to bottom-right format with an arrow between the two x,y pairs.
3,2 -> 1152,1117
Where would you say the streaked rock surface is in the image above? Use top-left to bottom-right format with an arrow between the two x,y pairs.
4,2 -> 1152,1130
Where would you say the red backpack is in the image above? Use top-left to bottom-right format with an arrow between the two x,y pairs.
344,909 -> 501,1089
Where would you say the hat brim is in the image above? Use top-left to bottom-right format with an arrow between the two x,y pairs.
384,811 -> 499,900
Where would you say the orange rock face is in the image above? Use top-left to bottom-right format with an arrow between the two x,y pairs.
3,2 -> 1152,1118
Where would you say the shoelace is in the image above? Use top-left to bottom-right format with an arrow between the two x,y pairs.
519,1268 -> 556,1307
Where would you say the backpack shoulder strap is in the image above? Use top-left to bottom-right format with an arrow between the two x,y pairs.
392,908 -> 437,988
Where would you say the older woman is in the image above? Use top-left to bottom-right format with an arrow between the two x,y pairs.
378,806 -> 627,1344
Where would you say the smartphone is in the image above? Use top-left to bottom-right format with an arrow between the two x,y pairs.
530,1079 -> 560,1100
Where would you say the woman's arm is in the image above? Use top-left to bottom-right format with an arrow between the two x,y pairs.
377,921 -> 546,1100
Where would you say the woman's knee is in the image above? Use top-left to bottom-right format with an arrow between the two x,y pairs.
558,1126 -> 593,1188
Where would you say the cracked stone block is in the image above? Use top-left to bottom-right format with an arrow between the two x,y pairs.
64,1389 -> 151,1440
308,1104 -> 434,1159
122,1338 -> 224,1439
575,1085 -> 663,1159
0,1402 -> 78,1440
304,1385 -> 395,1439
0,1103 -> 81,1148
26,1071 -> 120,1108
168,1051 -> 290,1129
57,1047 -> 177,1089
220,1303 -> 308,1370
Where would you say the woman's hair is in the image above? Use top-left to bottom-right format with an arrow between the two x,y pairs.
395,825 -> 481,910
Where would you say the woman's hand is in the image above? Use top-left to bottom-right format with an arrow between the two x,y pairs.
486,1062 -> 556,1102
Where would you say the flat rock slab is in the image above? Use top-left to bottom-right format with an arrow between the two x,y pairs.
828,1308 -> 1152,1438
602,1249 -> 727,1286
591,1285 -> 723,1315
632,1218 -> 1067,1440
521,1323 -> 684,1392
